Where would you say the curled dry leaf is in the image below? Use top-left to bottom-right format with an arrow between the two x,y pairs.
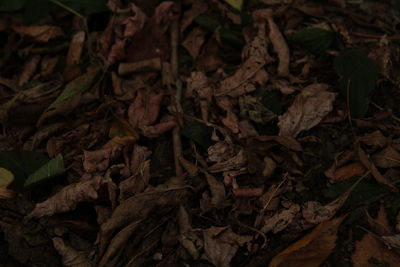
97,188 -> 189,261
278,83 -> 336,137
52,237 -> 92,267
359,130 -> 387,148
216,56 -> 266,97
128,89 -> 163,128
205,172 -> 226,208
261,203 -> 300,234
28,175 -> 117,219
83,146 -> 121,173
19,55 -> 41,86
182,27 -> 206,59
12,25 -> 63,42
302,174 -> 365,224
333,162 -> 365,182
203,226 -> 252,267
353,206 -> 400,266
140,120 -> 176,138
263,156 -> 277,178
358,145 -> 397,192
208,149 -> 247,173
372,145 -> 400,168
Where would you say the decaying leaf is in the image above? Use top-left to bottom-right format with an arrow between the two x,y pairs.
269,215 -> 347,267
261,203 -> 300,234
352,206 -> 400,266
203,226 -> 252,267
303,174 -> 365,224
53,237 -> 92,267
28,175 -> 117,219
278,83 -> 336,137
12,25 -> 63,42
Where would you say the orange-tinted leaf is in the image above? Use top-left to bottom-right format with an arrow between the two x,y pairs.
269,215 -> 346,267
333,162 -> 365,182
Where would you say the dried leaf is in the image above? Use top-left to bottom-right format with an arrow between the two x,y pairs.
278,83 -> 336,137
333,162 -> 365,182
261,203 -> 300,234
372,146 -> 400,168
182,27 -> 206,59
28,175 -> 117,218
205,172 -> 226,208
269,216 -> 347,267
12,25 -> 63,42
203,226 -> 252,267
52,237 -> 92,267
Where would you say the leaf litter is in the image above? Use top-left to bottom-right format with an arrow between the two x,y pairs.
1,0 -> 400,266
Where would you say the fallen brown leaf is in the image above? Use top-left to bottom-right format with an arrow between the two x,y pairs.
278,83 -> 337,137
203,226 -> 252,267
269,215 -> 347,267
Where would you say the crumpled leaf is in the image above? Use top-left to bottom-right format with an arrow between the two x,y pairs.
53,237 -> 92,267
12,24 -> 63,42
208,149 -> 247,173
203,226 -> 252,267
27,175 -> 117,219
269,215 -> 347,267
128,89 -> 163,128
359,130 -> 387,148
371,146 -> 400,168
205,172 -> 226,208
278,83 -> 336,137
216,56 -> 266,97
83,146 -> 121,173
303,174 -> 365,224
352,206 -> 400,266
182,27 -> 206,59
261,203 -> 300,234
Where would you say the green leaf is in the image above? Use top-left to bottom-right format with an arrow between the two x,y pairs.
333,49 -> 378,118
0,151 -> 49,191
22,0 -> 108,24
63,0 -> 108,15
287,28 -> 339,56
219,27 -> 245,46
194,14 -> 220,31
0,0 -> 26,11
223,0 -> 243,11
24,154 -> 64,188
181,121 -> 214,149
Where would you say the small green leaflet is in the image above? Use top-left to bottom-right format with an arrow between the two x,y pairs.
287,28 -> 339,56
24,154 -> 65,188
334,49 -> 378,118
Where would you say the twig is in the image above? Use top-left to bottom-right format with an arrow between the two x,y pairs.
170,1 -> 184,178
346,79 -> 358,142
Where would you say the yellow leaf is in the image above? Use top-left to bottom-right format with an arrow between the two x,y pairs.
224,0 -> 243,11
0,167 -> 15,199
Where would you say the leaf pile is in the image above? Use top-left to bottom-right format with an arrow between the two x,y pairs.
1,1 -> 400,266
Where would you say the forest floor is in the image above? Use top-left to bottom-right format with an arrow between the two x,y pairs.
1,0 -> 400,266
